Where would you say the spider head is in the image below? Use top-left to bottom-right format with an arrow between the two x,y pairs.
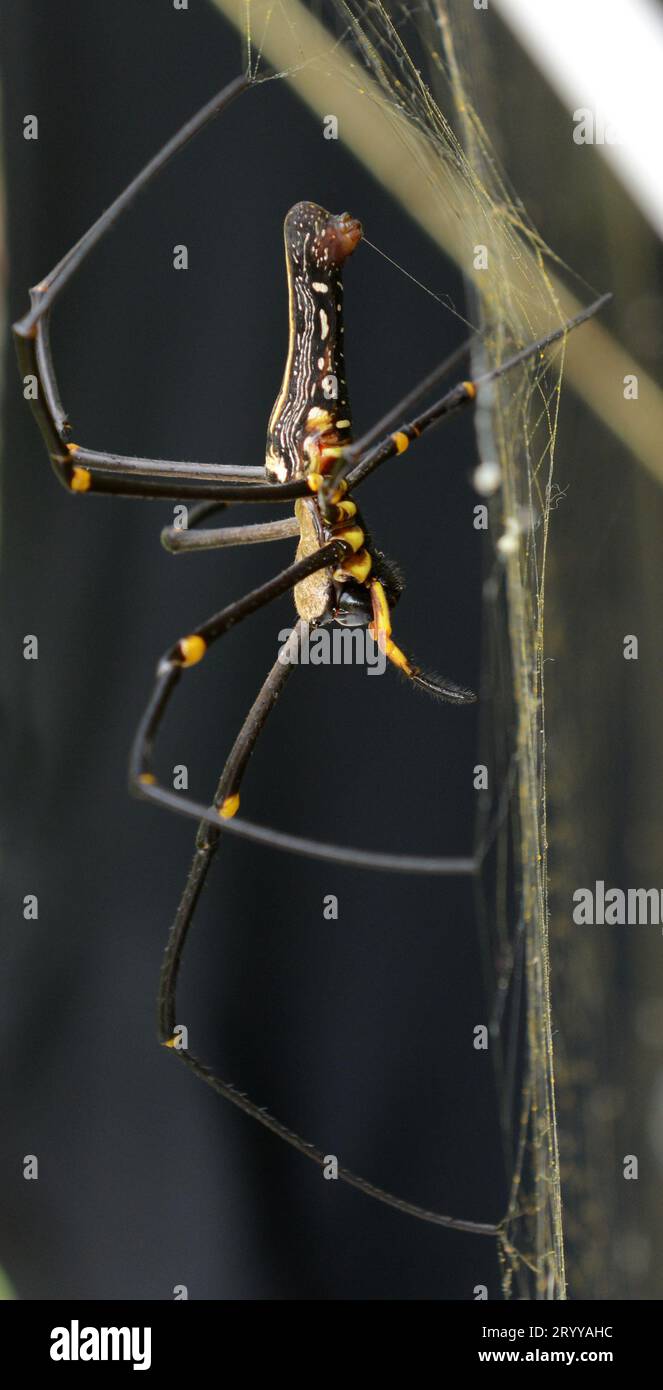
284,202 -> 362,273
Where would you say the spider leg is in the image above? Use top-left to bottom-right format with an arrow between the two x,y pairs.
158,624 -> 302,1044
368,577 -> 477,704
155,620 -> 501,1237
321,293 -> 612,508
47,441 -> 309,502
12,73 -> 310,506
161,505 -> 300,554
158,625 -> 302,1043
130,537 -> 348,812
15,311 -> 308,502
129,542 -> 477,875
170,1053 -> 503,1235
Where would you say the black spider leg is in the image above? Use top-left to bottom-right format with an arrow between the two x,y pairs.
157,624 -> 304,1041
161,501 -> 300,554
11,73 -> 309,507
130,539 -> 476,875
148,614 -> 500,1237
321,293 -> 612,511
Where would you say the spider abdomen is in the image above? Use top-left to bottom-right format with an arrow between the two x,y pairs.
265,201 -> 360,483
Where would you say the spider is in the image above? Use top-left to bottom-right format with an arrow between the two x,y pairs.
13,73 -> 609,1237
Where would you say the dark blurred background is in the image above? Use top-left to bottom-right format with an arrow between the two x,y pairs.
1,0 -> 662,1301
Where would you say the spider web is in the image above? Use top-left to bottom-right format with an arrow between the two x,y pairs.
210,0 -> 599,1299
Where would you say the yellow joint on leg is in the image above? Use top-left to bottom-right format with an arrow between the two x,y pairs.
392,430 -> 410,455
335,524 -> 364,553
178,634 -> 207,667
462,380 -> 477,400
70,465 -> 91,493
138,772 -> 157,786
164,1036 -> 178,1049
342,549 -> 372,582
218,792 -> 240,820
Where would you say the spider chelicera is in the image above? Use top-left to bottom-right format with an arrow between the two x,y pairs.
13,73 -> 609,1234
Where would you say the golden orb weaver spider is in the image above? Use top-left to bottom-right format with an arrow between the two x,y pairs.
13,72 -> 609,1237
